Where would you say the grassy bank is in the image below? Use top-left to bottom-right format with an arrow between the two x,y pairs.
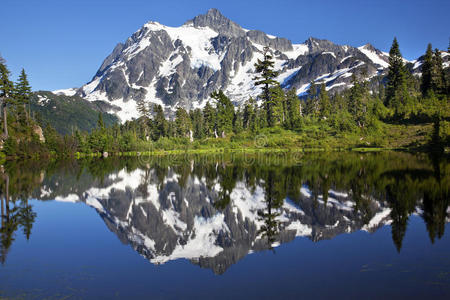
2,119 -> 447,162
71,121 -> 445,158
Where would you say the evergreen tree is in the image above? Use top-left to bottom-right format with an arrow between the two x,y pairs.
243,97 -> 258,132
332,93 -> 347,112
285,89 -> 301,129
97,112 -> 105,130
348,74 -> 368,127
253,46 -> 279,127
75,129 -> 89,153
0,61 -> 14,138
431,48 -> 445,94
385,37 -> 409,117
233,108 -> 244,134
166,120 -> 176,138
136,99 -> 150,140
306,81 -> 319,117
211,90 -> 234,136
243,97 -> 253,129
421,43 -> 434,97
152,104 -> 167,140
257,106 -> 268,129
269,85 -> 285,125
190,109 -> 204,139
202,102 -> 216,137
136,99 -> 149,119
318,83 -> 331,119
175,107 -> 191,137
14,69 -> 32,120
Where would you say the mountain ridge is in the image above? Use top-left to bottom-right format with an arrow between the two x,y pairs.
53,9 -> 436,122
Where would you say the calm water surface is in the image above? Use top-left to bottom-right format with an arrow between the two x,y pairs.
0,152 -> 449,299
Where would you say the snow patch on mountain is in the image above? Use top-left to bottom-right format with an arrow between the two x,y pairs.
277,66 -> 302,86
37,95 -> 51,106
284,43 -> 309,59
322,51 -> 336,59
145,22 -> 223,71
52,88 -> 78,97
358,44 -> 389,68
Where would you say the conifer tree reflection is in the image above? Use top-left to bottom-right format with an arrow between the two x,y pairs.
19,199 -> 36,241
422,152 -> 449,244
350,166 -> 376,226
0,167 -> 37,264
257,169 -> 284,250
213,163 -> 239,210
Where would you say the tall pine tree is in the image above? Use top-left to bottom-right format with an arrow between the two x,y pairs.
253,47 -> 279,127
136,99 -> 150,139
15,69 -> 32,120
0,60 -> 14,138
348,74 -> 368,128
190,108 -> 204,139
285,89 -> 301,129
211,90 -> 234,136
233,108 -> 244,134
243,97 -> 258,132
152,104 -> 167,140
431,48 -> 445,94
306,81 -> 319,117
175,107 -> 191,137
385,37 -> 409,117
421,43 -> 434,97
318,83 -> 331,119
136,99 -> 149,119
202,102 -> 216,137
269,85 -> 285,125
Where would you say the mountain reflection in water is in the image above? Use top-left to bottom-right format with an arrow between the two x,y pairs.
0,152 -> 449,274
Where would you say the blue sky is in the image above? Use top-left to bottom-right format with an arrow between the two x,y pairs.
1,0 -> 449,91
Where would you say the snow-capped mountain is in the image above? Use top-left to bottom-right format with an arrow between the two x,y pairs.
72,9 -> 398,122
52,88 -> 78,97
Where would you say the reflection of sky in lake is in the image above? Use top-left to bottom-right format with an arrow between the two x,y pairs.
2,200 -> 449,299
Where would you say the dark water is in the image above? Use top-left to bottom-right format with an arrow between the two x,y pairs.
0,152 -> 449,299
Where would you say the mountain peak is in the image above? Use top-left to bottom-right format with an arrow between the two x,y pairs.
205,8 -> 223,18
361,43 -> 377,52
79,10 -> 402,122
185,8 -> 245,37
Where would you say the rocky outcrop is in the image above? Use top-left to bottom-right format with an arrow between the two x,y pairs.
33,125 -> 45,142
185,8 -> 246,38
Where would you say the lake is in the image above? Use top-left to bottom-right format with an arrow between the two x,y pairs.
0,151 -> 449,299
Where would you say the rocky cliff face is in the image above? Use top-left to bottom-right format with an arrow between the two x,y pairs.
73,9 -> 400,122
